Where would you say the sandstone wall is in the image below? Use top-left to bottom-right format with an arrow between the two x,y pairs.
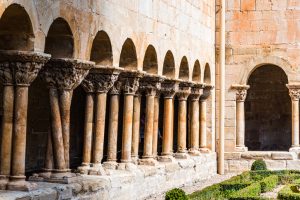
222,0 -> 300,151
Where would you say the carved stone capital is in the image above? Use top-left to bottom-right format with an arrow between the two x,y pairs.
140,75 -> 165,96
82,67 -> 121,93
161,79 -> 179,99
110,81 -> 123,95
231,84 -> 250,102
189,83 -> 204,101
287,84 -> 300,101
0,50 -> 51,86
200,84 -> 214,101
120,70 -> 144,95
41,58 -> 94,90
177,81 -> 192,101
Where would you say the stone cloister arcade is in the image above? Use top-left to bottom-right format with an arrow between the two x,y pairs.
0,3 -> 214,192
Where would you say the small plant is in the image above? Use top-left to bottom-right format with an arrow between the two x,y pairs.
251,160 -> 267,171
165,188 -> 189,200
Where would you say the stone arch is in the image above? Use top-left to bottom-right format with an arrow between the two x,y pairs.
119,38 -> 137,70
44,17 -> 74,58
240,56 -> 294,84
0,3 -> 34,51
245,64 -> 291,151
192,60 -> 201,82
162,50 -> 175,78
143,45 -> 158,74
179,56 -> 189,80
90,31 -> 113,66
203,63 -> 211,84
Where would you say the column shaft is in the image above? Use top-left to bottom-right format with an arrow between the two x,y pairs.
59,90 -> 73,168
177,100 -> 187,152
11,86 -> 28,178
189,100 -> 199,153
292,99 -> 299,147
162,98 -> 173,155
45,131 -> 54,170
49,88 -> 66,170
132,94 -> 141,160
0,85 -> 14,176
236,101 -> 245,148
93,92 -> 107,164
143,94 -> 155,158
200,100 -> 207,149
107,94 -> 120,162
82,93 -> 94,165
152,96 -> 160,157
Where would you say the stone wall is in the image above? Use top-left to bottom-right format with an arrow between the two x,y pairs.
1,153 -> 217,200
220,0 -> 300,152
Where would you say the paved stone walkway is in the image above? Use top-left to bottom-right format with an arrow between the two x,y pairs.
260,185 -> 284,199
145,173 -> 237,200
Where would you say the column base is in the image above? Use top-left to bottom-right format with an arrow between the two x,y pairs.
7,176 -> 37,191
174,152 -> 189,159
131,155 -> 139,164
158,155 -> 175,162
289,146 -> 300,152
103,161 -> 118,170
188,149 -> 201,156
117,162 -> 137,171
199,147 -> 211,153
77,164 -> 91,174
138,158 -> 159,166
48,171 -> 79,184
0,175 -> 9,190
235,146 -> 248,152
89,163 -> 106,176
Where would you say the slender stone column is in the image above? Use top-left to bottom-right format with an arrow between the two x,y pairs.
152,92 -> 160,158
131,90 -> 141,163
287,84 -> 300,152
103,81 -> 122,169
120,71 -> 143,163
139,75 -> 163,165
231,84 -> 249,152
0,51 -> 50,191
0,67 -> 14,189
175,82 -> 191,159
41,58 -> 93,180
159,79 -> 179,162
188,83 -> 202,156
199,85 -> 214,153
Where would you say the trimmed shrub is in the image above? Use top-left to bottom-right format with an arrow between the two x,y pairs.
165,188 -> 189,200
279,174 -> 300,185
278,185 -> 300,200
260,175 -> 278,193
251,160 -> 267,171
229,183 -> 261,200
189,184 -> 222,200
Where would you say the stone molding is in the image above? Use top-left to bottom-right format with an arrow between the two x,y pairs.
119,70 -> 144,95
82,67 -> 121,93
287,84 -> 300,101
41,58 -> 94,90
189,83 -> 204,101
161,78 -> 179,98
0,50 -> 51,86
231,84 -> 250,102
177,81 -> 192,101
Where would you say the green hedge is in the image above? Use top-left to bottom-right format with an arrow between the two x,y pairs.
165,188 -> 189,200
260,175 -> 278,193
189,184 -> 222,200
251,160 -> 267,171
229,183 -> 261,200
278,185 -> 300,200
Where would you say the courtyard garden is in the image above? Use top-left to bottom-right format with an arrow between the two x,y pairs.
166,160 -> 300,200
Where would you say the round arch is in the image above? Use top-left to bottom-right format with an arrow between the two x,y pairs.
0,4 -> 34,51
192,60 -> 201,82
44,17 -> 74,58
90,31 -> 113,66
119,38 -> 137,70
245,64 -> 291,151
203,63 -> 211,84
143,45 -> 158,74
162,50 -> 175,78
179,56 -> 189,80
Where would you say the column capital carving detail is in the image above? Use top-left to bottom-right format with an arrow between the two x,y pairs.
41,58 -> 94,90
161,79 -> 179,99
231,84 -> 250,102
177,81 -> 192,101
287,84 -> 300,101
189,83 -> 204,101
0,50 -> 51,86
120,70 -> 143,95
200,84 -> 214,101
140,75 -> 164,96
